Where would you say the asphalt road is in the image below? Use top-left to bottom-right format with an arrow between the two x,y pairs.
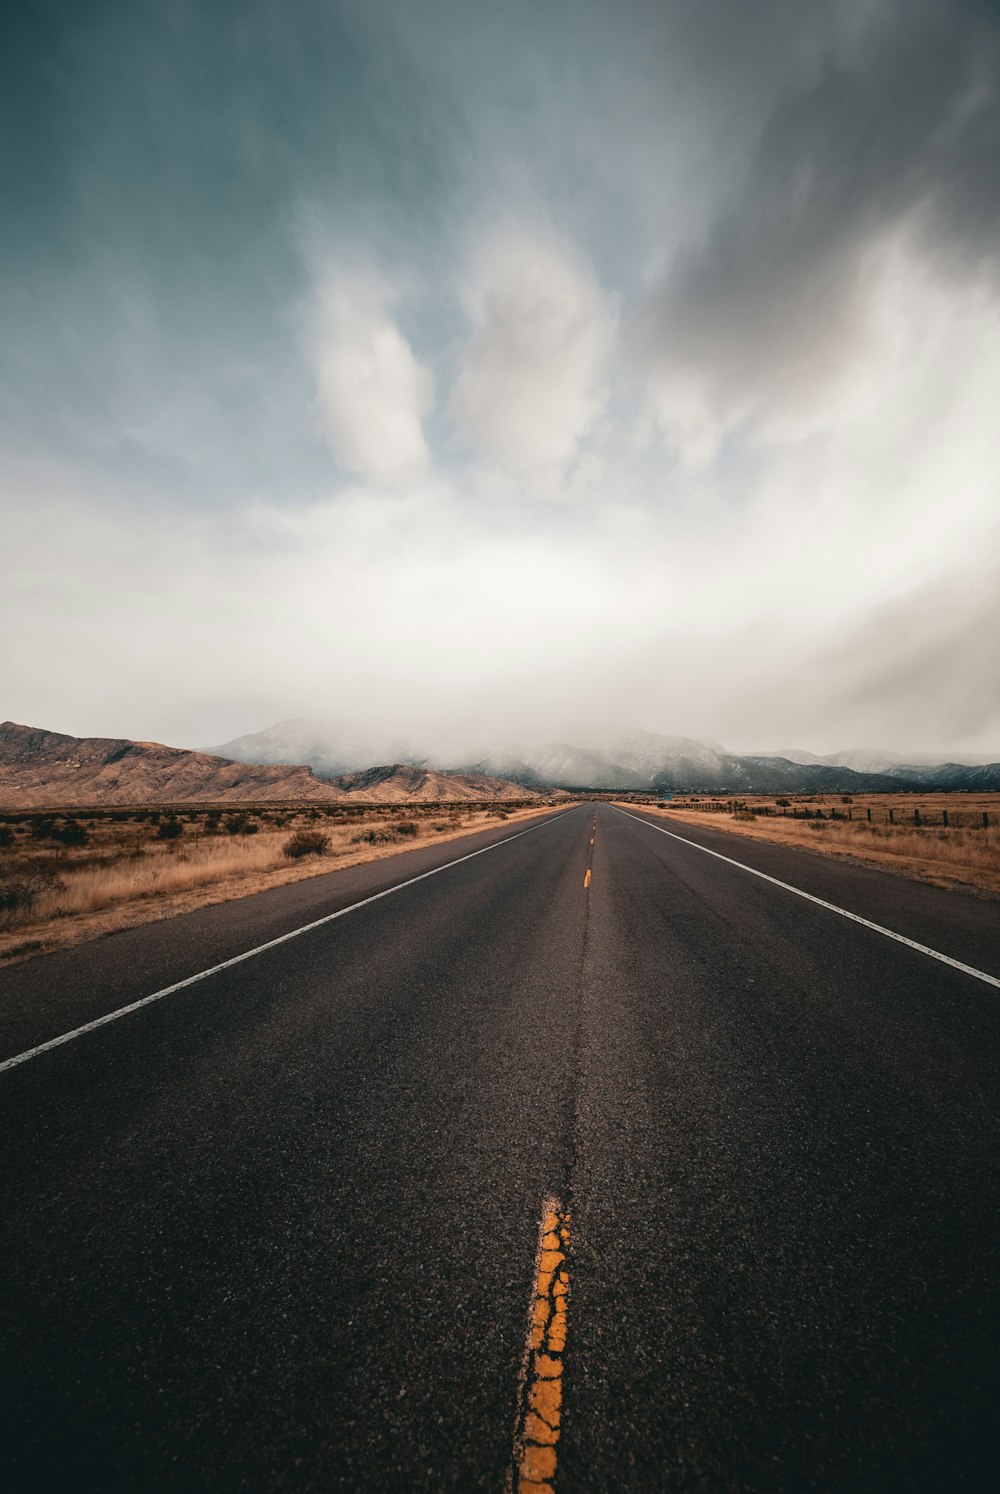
1,802 -> 998,1491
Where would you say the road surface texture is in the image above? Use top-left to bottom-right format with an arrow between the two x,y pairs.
1,802 -> 998,1491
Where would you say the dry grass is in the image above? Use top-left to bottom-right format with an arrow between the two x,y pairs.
0,801 -> 561,967
621,793 -> 1000,898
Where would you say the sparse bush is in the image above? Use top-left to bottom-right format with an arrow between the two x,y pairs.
0,879 -> 36,917
156,817 -> 183,841
51,819 -> 88,847
0,871 -> 60,921
0,826 -> 14,849
395,820 -> 419,837
224,814 -> 258,836
350,828 -> 397,845
283,829 -> 331,859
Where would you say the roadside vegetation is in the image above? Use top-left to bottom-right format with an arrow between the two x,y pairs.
0,800 -> 554,966
628,793 -> 1000,898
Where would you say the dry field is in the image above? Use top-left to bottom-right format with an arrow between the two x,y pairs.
624,793 -> 1000,899
0,800 -> 560,967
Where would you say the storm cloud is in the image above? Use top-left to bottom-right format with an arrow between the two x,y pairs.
640,0 -> 1000,454
2,0 -> 997,757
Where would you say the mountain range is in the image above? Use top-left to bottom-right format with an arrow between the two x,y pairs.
2,718 -> 997,808
214,719 -> 1000,794
0,723 -> 545,807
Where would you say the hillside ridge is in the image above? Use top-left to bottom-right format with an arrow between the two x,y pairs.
0,723 -> 541,806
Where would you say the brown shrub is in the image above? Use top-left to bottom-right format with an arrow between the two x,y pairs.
283,829 -> 331,859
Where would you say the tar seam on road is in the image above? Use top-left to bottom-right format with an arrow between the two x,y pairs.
508,1199 -> 572,1493
616,808 -> 1000,990
0,809 -> 575,1076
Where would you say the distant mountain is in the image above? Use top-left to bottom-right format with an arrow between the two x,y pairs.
879,761 -> 1000,790
0,723 -> 543,806
329,764 -> 545,802
216,720 -> 903,792
765,745 -> 1000,789
213,719 -> 1000,793
8,719 -> 993,806
707,755 -> 905,794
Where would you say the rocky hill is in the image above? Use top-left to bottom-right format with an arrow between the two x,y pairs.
329,764 -> 544,802
0,723 -> 542,806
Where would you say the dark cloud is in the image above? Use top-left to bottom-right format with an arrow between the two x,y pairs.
641,0 -> 1000,420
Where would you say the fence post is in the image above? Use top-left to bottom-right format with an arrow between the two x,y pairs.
888,808 -> 894,824
984,811 -> 990,829
867,806 -> 872,823
914,808 -> 921,826
942,809 -> 948,827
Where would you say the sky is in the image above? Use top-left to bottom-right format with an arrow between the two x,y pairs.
2,0 -> 999,758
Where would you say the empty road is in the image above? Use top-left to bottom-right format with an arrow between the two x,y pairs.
1,802 -> 998,1491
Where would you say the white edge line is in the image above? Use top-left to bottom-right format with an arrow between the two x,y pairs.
615,807 -> 1000,991
0,807 -> 576,1076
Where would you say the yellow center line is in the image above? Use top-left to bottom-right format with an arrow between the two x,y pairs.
509,1199 -> 572,1493
583,868 -> 591,889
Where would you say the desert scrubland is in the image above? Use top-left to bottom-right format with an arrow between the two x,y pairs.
629,793 -> 1000,898
0,800 -> 556,966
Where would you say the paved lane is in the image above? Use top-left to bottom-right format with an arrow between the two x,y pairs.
563,807 -> 1000,1491
0,808 -> 573,1063
1,802 -> 998,1490
0,806 -> 588,1489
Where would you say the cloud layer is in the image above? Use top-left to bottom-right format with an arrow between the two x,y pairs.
639,0 -> 1000,458
2,0 -> 998,756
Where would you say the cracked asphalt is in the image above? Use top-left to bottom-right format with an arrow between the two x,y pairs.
1,802 -> 998,1490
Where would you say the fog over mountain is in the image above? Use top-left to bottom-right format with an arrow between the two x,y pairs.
3,2 -> 998,755
771,747 -> 1000,773
2,715 -> 997,804
213,719 -> 1000,794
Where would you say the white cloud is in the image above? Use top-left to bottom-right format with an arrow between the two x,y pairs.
450,229 -> 614,479
313,272 -> 434,484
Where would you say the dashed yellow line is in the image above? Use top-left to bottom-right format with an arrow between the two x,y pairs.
510,1200 -> 572,1493
583,868 -> 591,890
